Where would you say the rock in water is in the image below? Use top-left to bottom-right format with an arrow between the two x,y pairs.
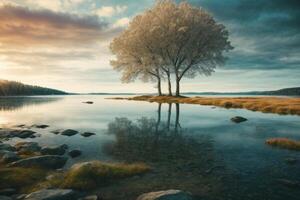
80,132 -> 96,137
9,155 -> 68,169
68,150 -> 82,158
231,116 -> 248,123
25,189 -> 76,200
137,190 -> 193,200
15,142 -> 41,154
83,101 -> 94,104
61,129 -> 78,136
34,125 -> 49,129
41,145 -> 67,155
0,144 -> 16,151
0,151 -> 20,163
17,130 -> 36,139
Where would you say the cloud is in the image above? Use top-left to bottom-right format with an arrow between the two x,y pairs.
190,0 -> 300,71
113,17 -> 130,28
95,5 -> 127,17
0,4 -> 125,85
0,5 -> 120,47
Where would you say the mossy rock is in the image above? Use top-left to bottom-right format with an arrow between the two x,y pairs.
62,161 -> 151,190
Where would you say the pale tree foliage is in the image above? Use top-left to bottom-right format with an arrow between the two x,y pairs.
110,12 -> 165,95
110,0 -> 232,96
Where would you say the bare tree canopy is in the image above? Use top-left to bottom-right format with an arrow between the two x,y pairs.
110,0 -> 233,96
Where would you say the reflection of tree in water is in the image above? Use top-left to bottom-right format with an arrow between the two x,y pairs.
0,97 -> 62,111
102,103 -> 224,200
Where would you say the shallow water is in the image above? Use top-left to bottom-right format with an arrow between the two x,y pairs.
0,95 -> 300,200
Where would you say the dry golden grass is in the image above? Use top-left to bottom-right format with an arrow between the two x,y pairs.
266,138 -> 300,151
110,96 -> 300,116
61,161 -> 151,190
0,166 -> 48,192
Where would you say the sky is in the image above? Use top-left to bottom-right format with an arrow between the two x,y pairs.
0,0 -> 299,93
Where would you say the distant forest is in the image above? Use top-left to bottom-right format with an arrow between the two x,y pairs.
0,80 -> 67,96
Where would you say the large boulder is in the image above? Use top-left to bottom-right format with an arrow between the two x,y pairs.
137,190 -> 193,200
61,129 -> 78,136
41,145 -> 67,155
15,142 -> 41,154
25,189 -> 77,200
14,130 -> 36,139
0,150 -> 19,163
9,155 -> 68,169
0,143 -> 16,151
231,116 -> 248,123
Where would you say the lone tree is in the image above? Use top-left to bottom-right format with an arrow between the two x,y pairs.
110,0 -> 232,96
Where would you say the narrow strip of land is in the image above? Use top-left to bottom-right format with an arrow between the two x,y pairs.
110,96 -> 300,116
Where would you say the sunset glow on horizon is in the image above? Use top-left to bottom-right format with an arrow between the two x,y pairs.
0,0 -> 299,93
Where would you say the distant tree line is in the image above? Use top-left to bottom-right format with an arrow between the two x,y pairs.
0,80 -> 67,96
110,0 -> 232,96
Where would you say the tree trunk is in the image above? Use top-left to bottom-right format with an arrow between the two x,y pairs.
175,103 -> 180,132
175,77 -> 180,97
155,103 -> 161,133
167,73 -> 172,96
157,76 -> 162,96
167,103 -> 172,130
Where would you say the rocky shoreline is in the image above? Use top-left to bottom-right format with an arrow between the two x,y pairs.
1,125 -> 192,200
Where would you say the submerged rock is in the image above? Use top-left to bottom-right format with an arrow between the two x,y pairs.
41,145 -> 67,155
0,150 -> 19,163
34,125 -> 49,129
61,129 -> 78,136
80,132 -> 96,137
15,130 -> 36,139
231,116 -> 248,123
24,189 -> 77,200
9,155 -> 68,169
15,142 -> 41,154
68,150 -> 82,158
0,143 -> 16,151
51,130 -> 61,135
137,190 -> 193,200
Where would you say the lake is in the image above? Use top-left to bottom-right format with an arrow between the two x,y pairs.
1,95 -> 300,200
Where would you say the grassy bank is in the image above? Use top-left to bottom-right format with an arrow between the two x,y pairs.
266,138 -> 300,151
110,95 -> 300,116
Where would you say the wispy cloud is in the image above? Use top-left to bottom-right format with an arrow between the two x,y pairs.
95,5 -> 127,17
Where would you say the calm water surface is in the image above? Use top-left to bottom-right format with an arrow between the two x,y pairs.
0,95 -> 300,200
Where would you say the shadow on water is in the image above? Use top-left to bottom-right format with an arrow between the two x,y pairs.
101,103 -> 225,200
0,96 -> 63,111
